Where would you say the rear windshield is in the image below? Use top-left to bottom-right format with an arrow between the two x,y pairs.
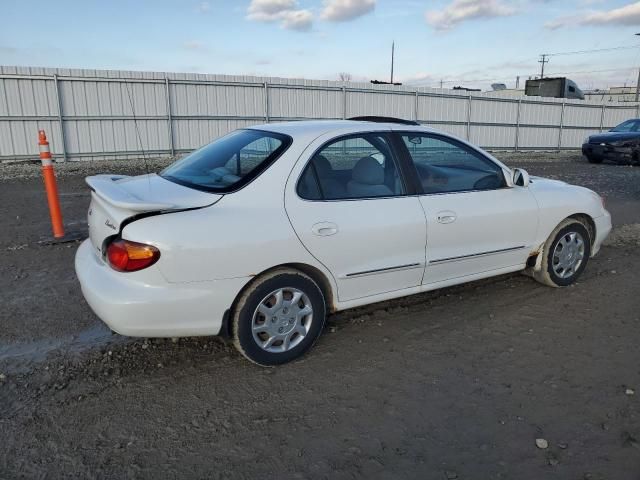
161,129 -> 291,193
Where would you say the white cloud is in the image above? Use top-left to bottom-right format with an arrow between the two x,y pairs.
196,1 -> 210,13
279,9 -> 314,30
247,0 -> 313,31
320,0 -> 376,22
425,0 -> 517,30
546,1 -> 640,29
248,0 -> 297,19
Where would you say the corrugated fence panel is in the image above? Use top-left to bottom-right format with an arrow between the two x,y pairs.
0,120 -> 62,156
603,107 -> 638,129
269,86 -> 342,119
170,83 -> 264,117
520,101 -> 563,126
471,125 -> 517,149
63,119 -> 168,154
1,66 -> 639,160
518,127 -> 559,149
471,98 -> 518,124
347,91 -> 414,118
561,128 -> 600,148
564,104 -> 602,128
419,95 -> 467,123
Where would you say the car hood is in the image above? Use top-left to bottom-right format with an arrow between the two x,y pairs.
589,131 -> 639,144
86,173 -> 221,254
529,175 -> 566,187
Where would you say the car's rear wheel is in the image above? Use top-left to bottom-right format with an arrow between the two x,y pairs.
533,218 -> 591,287
232,268 -> 326,366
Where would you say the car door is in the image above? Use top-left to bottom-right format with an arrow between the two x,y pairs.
396,132 -> 539,285
285,132 -> 427,302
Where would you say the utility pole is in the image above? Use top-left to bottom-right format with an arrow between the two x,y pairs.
390,41 -> 395,84
370,41 -> 402,85
440,79 -> 443,89
516,76 -> 520,89
635,34 -> 640,102
539,54 -> 549,78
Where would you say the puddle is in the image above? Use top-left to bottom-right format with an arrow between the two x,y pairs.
0,323 -> 127,374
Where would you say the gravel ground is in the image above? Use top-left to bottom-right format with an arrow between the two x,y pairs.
1,152 -> 639,480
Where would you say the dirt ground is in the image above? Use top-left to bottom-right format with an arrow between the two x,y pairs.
1,152 -> 639,480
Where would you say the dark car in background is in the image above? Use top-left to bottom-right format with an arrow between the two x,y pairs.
582,119 -> 640,165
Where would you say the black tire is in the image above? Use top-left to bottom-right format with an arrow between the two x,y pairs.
232,268 -> 326,366
533,219 -> 592,287
586,155 -> 603,164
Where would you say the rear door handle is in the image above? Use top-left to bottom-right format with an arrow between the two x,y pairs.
436,211 -> 457,224
311,222 -> 338,236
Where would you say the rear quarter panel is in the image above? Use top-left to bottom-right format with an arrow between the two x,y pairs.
121,138 -> 337,291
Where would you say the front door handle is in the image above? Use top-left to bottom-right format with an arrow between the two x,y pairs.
436,211 -> 457,224
311,222 -> 338,236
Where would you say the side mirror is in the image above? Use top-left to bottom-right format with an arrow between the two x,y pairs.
513,168 -> 530,187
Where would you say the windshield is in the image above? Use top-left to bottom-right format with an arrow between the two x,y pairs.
611,119 -> 640,132
161,129 -> 291,192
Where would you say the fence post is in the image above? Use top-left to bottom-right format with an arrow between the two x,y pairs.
52,74 -> 67,162
636,102 -> 639,118
514,98 -> 521,151
342,86 -> 347,119
414,90 -> 419,122
164,77 -> 175,157
599,104 -> 605,132
466,94 -> 472,140
264,81 -> 269,122
557,101 -> 565,152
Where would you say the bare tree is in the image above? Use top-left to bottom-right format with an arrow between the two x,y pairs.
338,72 -> 352,82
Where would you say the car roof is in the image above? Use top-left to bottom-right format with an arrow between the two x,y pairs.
248,119 -> 435,141
246,119 -> 511,173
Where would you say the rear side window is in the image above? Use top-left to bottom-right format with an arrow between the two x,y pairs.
162,129 -> 291,193
402,134 -> 506,194
297,134 -> 405,200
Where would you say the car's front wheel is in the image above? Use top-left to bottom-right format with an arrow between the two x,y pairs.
232,268 -> 326,366
533,218 -> 592,287
586,155 -> 603,164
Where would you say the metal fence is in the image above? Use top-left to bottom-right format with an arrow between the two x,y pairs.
1,65 -> 639,162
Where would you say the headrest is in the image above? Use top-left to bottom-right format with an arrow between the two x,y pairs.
313,155 -> 332,177
352,156 -> 384,185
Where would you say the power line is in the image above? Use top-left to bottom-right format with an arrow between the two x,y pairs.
545,44 -> 640,57
546,66 -> 636,76
407,65 -> 637,88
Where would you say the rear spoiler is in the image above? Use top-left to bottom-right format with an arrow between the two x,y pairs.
86,175 -> 177,212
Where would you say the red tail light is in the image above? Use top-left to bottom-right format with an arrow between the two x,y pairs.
106,239 -> 160,272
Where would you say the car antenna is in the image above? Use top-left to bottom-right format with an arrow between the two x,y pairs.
124,81 -> 151,185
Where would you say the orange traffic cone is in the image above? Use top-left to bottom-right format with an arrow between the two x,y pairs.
38,130 -> 65,239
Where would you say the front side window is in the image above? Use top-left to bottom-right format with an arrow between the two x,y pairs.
401,134 -> 506,194
298,134 -> 405,200
162,129 -> 290,192
611,120 -> 640,132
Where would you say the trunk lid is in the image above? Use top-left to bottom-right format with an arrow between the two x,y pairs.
86,173 -> 221,255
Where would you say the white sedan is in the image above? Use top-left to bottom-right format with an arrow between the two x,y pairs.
75,117 -> 611,365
